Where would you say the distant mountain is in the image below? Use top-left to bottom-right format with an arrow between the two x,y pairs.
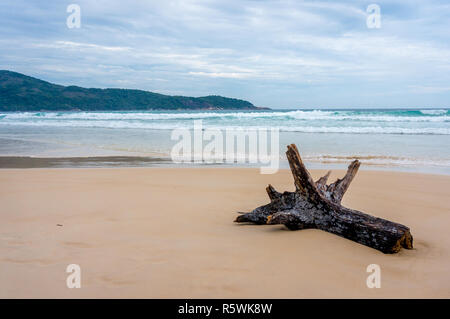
0,70 -> 264,111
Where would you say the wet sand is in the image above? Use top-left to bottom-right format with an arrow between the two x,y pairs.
0,156 -> 169,168
0,167 -> 449,298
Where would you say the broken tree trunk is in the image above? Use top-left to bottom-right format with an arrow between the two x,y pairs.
235,144 -> 413,254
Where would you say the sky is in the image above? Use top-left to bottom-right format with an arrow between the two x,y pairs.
0,0 -> 449,109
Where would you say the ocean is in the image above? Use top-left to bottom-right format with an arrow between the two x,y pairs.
0,108 -> 449,173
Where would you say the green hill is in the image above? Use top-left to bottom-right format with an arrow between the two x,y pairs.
0,70 -> 261,111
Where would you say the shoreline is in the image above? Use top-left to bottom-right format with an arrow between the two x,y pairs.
0,155 -> 449,175
0,156 -> 170,169
1,167 -> 449,298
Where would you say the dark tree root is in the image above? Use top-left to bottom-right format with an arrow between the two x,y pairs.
235,144 -> 413,254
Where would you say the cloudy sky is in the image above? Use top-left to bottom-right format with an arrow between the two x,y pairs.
1,0 -> 449,108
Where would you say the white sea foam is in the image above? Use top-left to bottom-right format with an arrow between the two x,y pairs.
420,109 -> 448,115
0,109 -> 448,122
0,110 -> 449,137
1,119 -> 449,134
303,155 -> 450,167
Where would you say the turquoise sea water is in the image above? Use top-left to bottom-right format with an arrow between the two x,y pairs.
0,109 -> 449,173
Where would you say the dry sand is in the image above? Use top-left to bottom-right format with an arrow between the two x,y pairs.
0,167 -> 449,298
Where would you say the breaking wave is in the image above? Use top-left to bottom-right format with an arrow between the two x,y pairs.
0,108 -> 449,135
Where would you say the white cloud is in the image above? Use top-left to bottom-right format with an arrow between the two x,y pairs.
34,41 -> 131,52
1,0 -> 450,107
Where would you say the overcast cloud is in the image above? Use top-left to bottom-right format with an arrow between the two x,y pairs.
1,0 -> 449,108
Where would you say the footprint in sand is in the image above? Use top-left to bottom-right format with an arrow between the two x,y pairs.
0,257 -> 54,265
99,275 -> 137,286
63,241 -> 93,248
6,240 -> 32,246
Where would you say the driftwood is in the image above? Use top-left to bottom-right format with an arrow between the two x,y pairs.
235,144 -> 413,254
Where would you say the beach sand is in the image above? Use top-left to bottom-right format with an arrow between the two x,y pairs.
0,167 -> 449,298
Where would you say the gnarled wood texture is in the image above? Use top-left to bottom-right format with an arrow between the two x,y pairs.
235,144 -> 413,254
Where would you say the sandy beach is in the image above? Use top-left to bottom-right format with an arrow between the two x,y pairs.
0,167 -> 449,298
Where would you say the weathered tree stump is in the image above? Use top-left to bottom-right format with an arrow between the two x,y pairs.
235,144 -> 413,254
